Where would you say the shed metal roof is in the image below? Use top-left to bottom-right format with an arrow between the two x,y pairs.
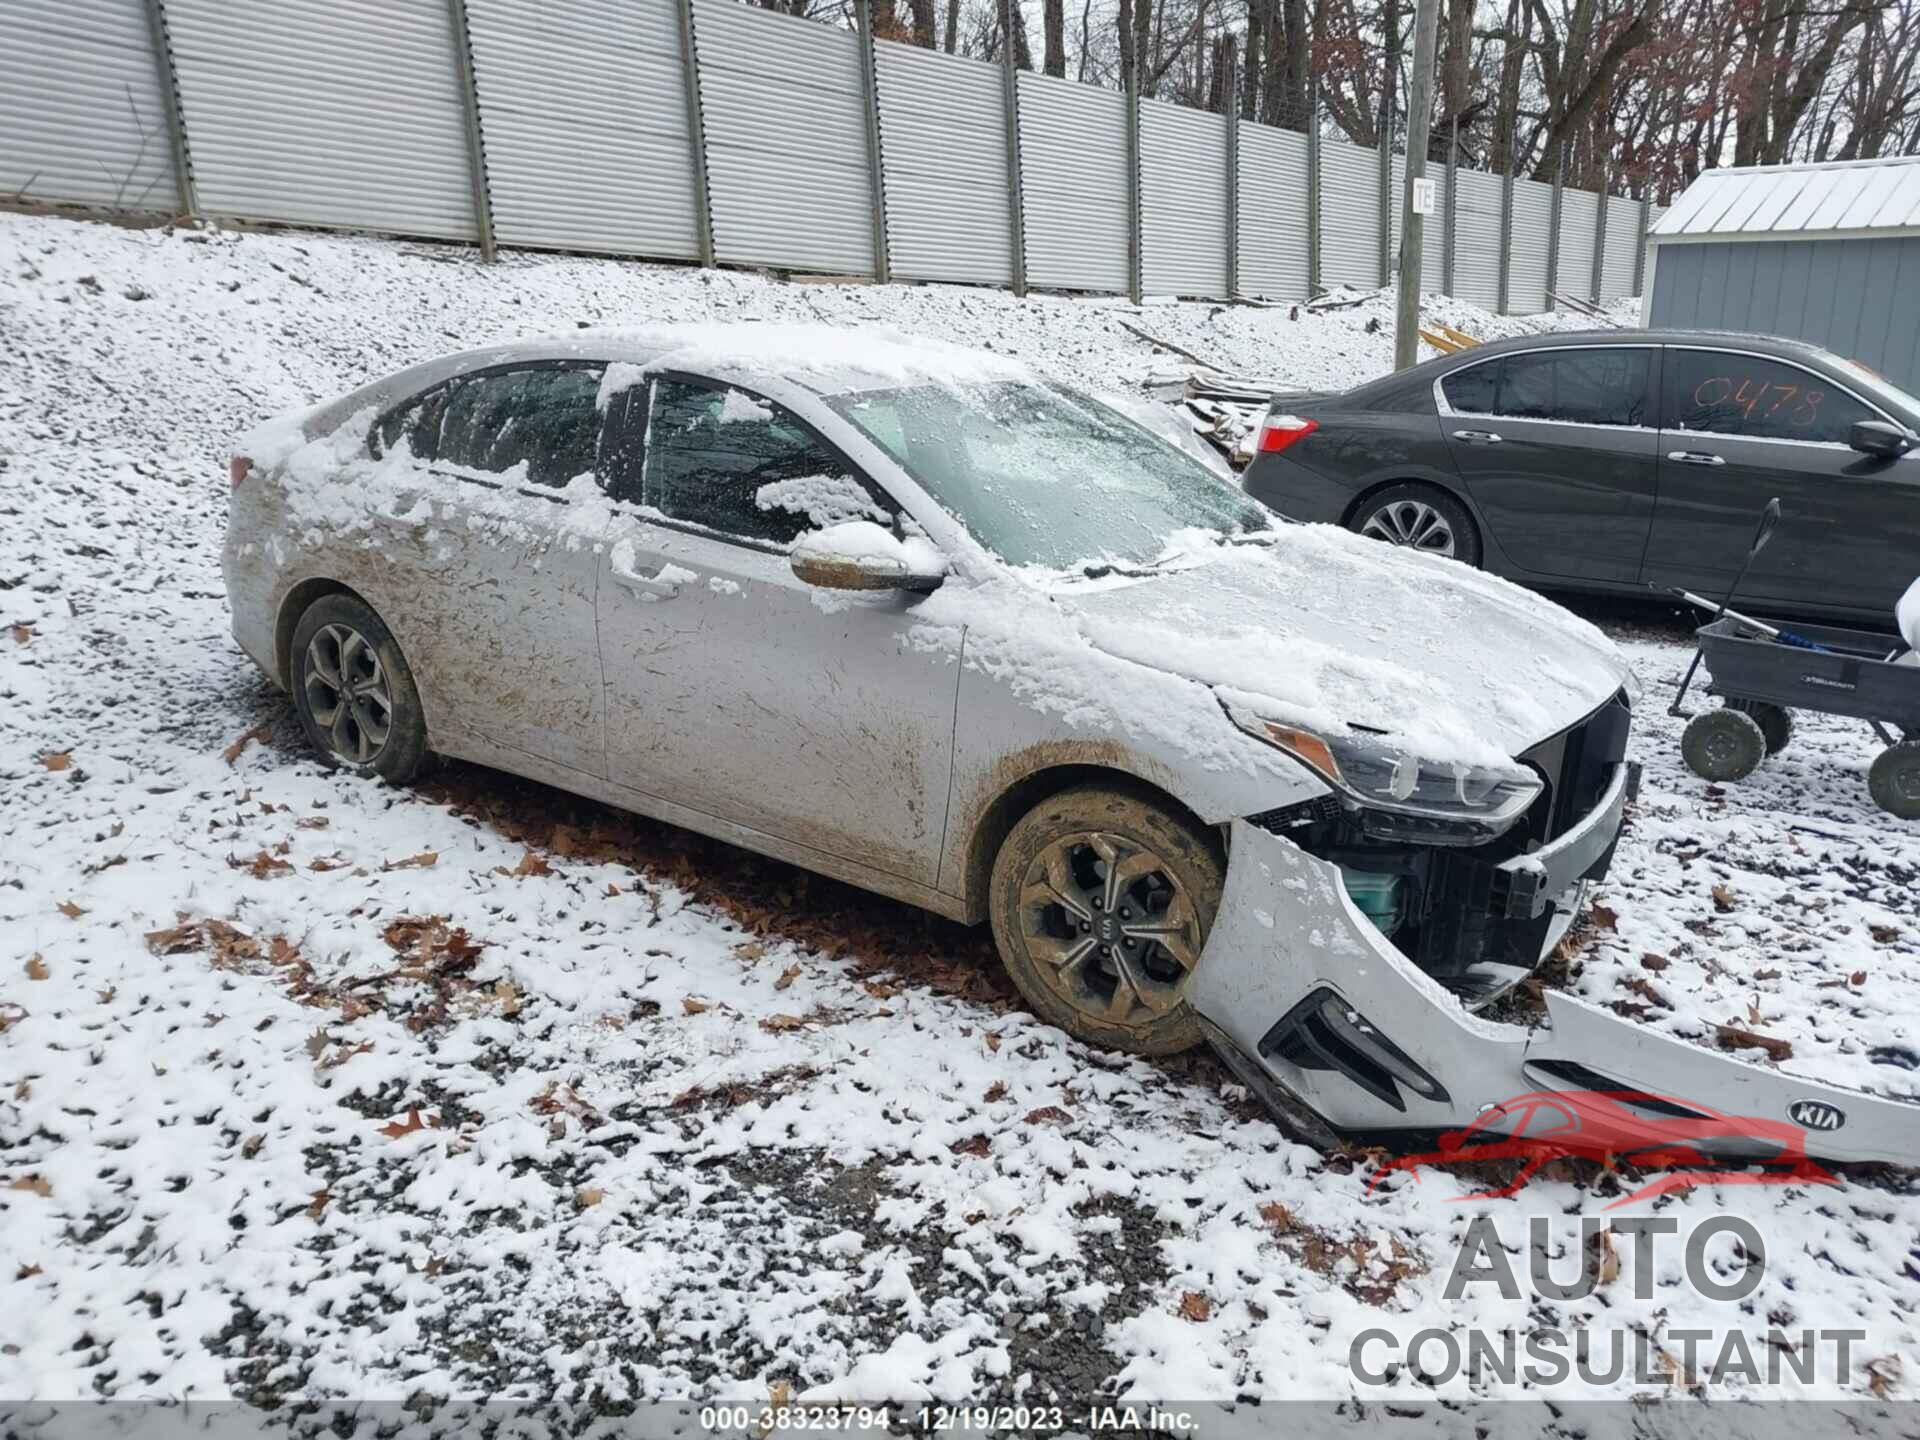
1650,156 -> 1920,243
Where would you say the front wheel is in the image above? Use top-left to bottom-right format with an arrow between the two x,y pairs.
1347,483 -> 1482,567
289,594 -> 430,784
988,785 -> 1223,1056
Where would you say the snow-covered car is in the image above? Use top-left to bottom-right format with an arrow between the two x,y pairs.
221,323 -> 1920,1163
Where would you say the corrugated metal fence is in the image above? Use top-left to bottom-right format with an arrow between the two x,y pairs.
0,0 -> 1655,311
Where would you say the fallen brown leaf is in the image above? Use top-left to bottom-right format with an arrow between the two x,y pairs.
1640,952 -> 1669,972
241,1134 -> 265,1159
15,1264 -> 41,1279
10,623 -> 31,646
221,722 -> 275,766
0,1005 -> 26,1035
295,815 -> 330,831
379,1107 -> 435,1139
1754,967 -> 1781,981
40,751 -> 71,772
774,963 -> 801,991
307,1189 -> 331,1220
984,1031 -> 1002,1053
682,995 -> 711,1015
232,849 -> 292,879
7,1175 -> 52,1198
24,955 -> 47,981
1259,1201 -> 1295,1235
1870,925 -> 1900,944
760,1013 -> 807,1033
1023,1105 -> 1072,1127
1178,1291 -> 1212,1322
1711,884 -> 1737,913
863,979 -> 900,1000
576,1187 -> 605,1209
509,849 -> 552,878
984,1080 -> 1009,1103
56,900 -> 85,919
735,940 -> 768,962
1715,1023 -> 1793,1061
950,1134 -> 992,1158
383,851 -> 439,871
1588,902 -> 1618,932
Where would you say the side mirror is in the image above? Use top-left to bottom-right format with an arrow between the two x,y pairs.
789,520 -> 946,594
1749,496 -> 1782,558
1849,419 -> 1915,459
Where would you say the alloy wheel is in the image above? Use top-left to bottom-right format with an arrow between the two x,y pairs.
1360,499 -> 1456,556
1017,831 -> 1203,1030
303,623 -> 393,765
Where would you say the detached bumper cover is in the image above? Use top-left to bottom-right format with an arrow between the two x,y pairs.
1190,812 -> 1920,1168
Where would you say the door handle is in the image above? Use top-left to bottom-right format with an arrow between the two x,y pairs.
1666,450 -> 1726,466
1452,429 -> 1502,445
611,555 -> 684,600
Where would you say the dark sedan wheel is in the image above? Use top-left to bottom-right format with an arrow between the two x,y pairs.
989,785 -> 1222,1056
1349,483 -> 1482,567
290,594 -> 429,784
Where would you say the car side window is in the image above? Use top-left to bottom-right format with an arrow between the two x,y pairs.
376,385 -> 450,462
1478,349 -> 1651,426
433,365 -> 605,488
1439,360 -> 1500,416
1665,350 -> 1873,444
643,380 -> 896,547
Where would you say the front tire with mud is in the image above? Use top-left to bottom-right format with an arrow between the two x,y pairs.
289,593 -> 430,785
989,784 -> 1223,1056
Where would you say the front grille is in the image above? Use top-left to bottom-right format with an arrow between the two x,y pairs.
1519,689 -> 1632,843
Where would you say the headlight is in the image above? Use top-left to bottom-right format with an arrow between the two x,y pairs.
1224,702 -> 1543,843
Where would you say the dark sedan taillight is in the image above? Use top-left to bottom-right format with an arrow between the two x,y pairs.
1257,413 -> 1318,454
229,455 -> 252,489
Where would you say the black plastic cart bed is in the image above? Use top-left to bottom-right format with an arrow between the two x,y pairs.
1675,616 -> 1920,817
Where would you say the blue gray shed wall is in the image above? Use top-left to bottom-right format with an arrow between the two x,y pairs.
1648,235 -> 1920,395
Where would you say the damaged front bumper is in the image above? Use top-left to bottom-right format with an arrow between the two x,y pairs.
1189,776 -> 1920,1168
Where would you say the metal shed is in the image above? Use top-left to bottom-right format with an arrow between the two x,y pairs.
1645,156 -> 1920,395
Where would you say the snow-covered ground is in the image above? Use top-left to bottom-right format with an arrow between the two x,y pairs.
1,213 -> 1916,1421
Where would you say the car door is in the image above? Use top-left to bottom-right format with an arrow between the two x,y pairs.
375,362 -> 611,775
1438,345 -> 1660,584
594,375 -> 960,889
1643,345 -> 1920,618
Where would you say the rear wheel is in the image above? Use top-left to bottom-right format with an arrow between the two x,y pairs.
1681,708 -> 1767,783
989,785 -> 1222,1056
1869,741 -> 1920,819
290,594 -> 429,784
1347,483 -> 1482,567
1727,699 -> 1794,755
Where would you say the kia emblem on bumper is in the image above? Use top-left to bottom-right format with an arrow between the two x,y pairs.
1789,1100 -> 1846,1131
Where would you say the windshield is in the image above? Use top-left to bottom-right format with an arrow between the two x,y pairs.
1826,354 -> 1920,423
824,382 -> 1272,570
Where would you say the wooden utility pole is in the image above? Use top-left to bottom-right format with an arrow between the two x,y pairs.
1393,0 -> 1440,369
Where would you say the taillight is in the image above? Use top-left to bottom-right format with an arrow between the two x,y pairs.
1258,413 -> 1318,454
229,455 -> 252,489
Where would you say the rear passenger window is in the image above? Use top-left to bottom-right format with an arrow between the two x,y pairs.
376,386 -> 449,461
435,366 -> 605,488
1666,350 -> 1872,444
1492,350 -> 1650,426
643,380 -> 895,547
1440,361 -> 1499,416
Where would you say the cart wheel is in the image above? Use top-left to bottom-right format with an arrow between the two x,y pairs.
1868,741 -> 1920,819
1727,699 -> 1794,755
1682,708 -> 1767,782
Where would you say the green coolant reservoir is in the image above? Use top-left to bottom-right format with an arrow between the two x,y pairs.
1340,869 -> 1405,936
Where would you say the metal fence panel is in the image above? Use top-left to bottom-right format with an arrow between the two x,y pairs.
1017,72 -> 1128,293
694,0 -> 871,275
1235,121 -> 1308,300
1599,194 -> 1639,302
1508,175 -> 1553,313
1319,138 -> 1380,290
1388,154 -> 1446,292
1557,187 -> 1598,304
1449,167 -> 1502,310
164,0 -> 476,240
464,0 -> 696,258
1139,98 -> 1227,297
0,0 -> 178,212
874,40 -> 1009,286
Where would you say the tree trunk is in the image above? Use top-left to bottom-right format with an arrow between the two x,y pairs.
905,0 -> 935,47
942,0 -> 958,52
1042,0 -> 1066,74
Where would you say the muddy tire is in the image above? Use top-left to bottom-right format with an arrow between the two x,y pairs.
989,784 -> 1223,1057
1869,741 -> 1920,819
1681,707 -> 1766,783
1347,483 -> 1482,567
289,594 -> 429,785
1727,698 -> 1793,755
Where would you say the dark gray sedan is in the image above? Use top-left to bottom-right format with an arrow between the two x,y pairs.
1243,329 -> 1920,624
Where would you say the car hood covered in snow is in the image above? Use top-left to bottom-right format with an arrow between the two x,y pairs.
1062,523 -> 1632,767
